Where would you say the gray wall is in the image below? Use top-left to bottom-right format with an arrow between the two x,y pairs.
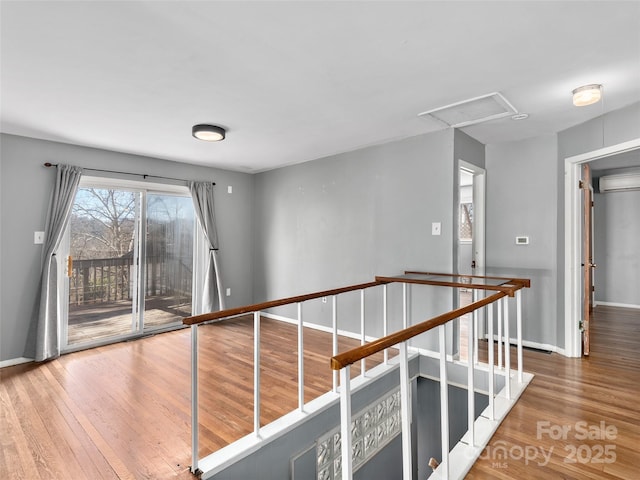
0,133 -> 255,362
454,129 -> 485,170
593,189 -> 640,306
253,130 -> 456,343
416,377 -> 489,479
485,135 -> 559,346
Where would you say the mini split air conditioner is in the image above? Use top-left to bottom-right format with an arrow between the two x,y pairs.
599,173 -> 640,192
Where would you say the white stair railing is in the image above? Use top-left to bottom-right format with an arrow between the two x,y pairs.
184,272 -> 529,478
331,272 -> 530,480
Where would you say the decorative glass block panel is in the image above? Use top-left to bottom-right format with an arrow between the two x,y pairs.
317,438 -> 332,467
364,430 -> 377,457
388,411 -> 400,435
316,387 -> 402,478
351,417 -> 362,439
318,465 -> 332,480
363,408 -> 375,432
352,439 -> 364,467
333,455 -> 342,478
377,422 -> 387,444
376,400 -> 387,422
333,432 -> 341,453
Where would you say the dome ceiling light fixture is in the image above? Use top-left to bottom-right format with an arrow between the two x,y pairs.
572,84 -> 603,107
192,124 -> 226,142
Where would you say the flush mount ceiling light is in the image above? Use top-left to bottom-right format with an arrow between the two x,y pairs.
192,124 -> 226,142
572,84 -> 602,107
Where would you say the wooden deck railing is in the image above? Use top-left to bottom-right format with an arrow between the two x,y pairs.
69,254 -> 192,305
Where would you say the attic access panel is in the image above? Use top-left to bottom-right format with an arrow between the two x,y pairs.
418,92 -> 518,128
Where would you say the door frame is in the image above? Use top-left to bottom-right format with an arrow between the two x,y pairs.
563,138 -> 640,357
60,176 -> 198,353
458,160 -> 486,345
458,160 -> 486,277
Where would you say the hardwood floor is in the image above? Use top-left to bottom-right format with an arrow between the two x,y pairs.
1,306 -> 638,479
467,305 -> 640,479
0,317 -> 384,480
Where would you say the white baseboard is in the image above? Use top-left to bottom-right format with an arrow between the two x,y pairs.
0,357 -> 34,368
593,301 -> 640,310
484,335 -> 561,354
264,313 -> 566,356
261,312 -> 379,343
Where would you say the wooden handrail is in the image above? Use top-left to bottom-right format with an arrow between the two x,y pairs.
330,290 -> 507,370
404,270 -> 531,289
183,280 -> 390,326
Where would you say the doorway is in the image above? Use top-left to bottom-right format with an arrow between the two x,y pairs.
457,160 -> 486,360
61,177 -> 196,350
564,138 -> 640,357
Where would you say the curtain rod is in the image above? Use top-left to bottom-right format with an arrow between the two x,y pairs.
43,162 -> 215,186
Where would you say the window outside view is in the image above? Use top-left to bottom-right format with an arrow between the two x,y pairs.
66,187 -> 194,346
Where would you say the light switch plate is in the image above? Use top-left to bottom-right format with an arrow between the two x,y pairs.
34,231 -> 45,244
432,222 -> 441,236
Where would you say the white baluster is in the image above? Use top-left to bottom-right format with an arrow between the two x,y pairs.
298,302 -> 304,411
340,366 -> 352,480
439,325 -> 449,479
467,301 -> 475,447
332,296 -> 338,393
254,311 -> 261,436
190,325 -> 199,473
516,289 -> 523,383
383,284 -> 388,364
473,289 -> 479,364
360,289 -> 366,377
487,302 -> 495,421
503,296 -> 511,400
399,341 -> 412,480
497,298 -> 503,369
402,283 -> 408,329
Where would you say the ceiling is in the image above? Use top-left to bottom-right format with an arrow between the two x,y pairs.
2,1 -> 639,173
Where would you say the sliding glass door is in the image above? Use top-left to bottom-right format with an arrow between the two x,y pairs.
63,180 -> 195,349
143,193 -> 195,332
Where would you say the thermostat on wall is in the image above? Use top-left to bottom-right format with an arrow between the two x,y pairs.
515,236 -> 529,245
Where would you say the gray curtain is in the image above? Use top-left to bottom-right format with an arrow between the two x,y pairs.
189,181 -> 224,313
35,164 -> 82,361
